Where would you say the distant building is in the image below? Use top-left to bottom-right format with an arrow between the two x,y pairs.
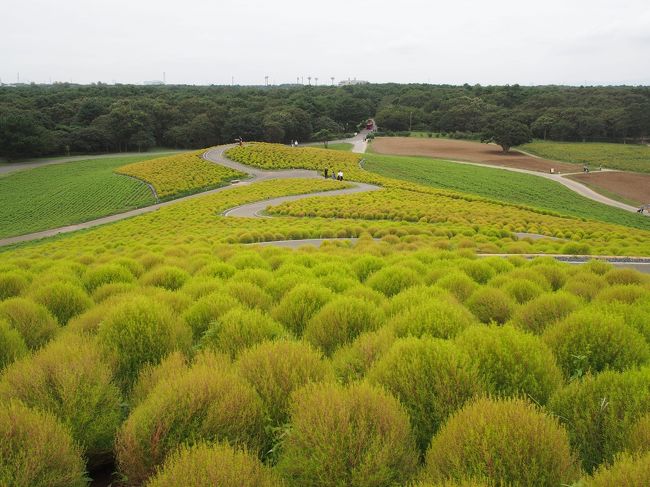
143,80 -> 165,85
338,78 -> 369,86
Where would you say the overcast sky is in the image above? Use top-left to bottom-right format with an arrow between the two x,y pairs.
2,0 -> 649,86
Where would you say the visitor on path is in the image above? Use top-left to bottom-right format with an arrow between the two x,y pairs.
324,168 -> 328,178
338,171 -> 343,181
638,204 -> 649,214
294,140 -> 299,147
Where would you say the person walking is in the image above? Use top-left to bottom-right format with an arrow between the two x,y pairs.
338,170 -> 343,181
324,168 -> 328,178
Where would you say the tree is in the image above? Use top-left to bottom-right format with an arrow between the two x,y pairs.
481,118 -> 532,153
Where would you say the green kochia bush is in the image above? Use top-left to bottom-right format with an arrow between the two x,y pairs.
182,292 -> 239,339
200,308 -> 287,358
542,308 -> 650,379
130,351 -> 188,407
116,357 -> 267,486
0,270 -> 29,300
304,296 -> 384,355
83,263 -> 135,291
582,452 -> 650,486
367,336 -> 482,452
388,300 -> 476,339
455,325 -> 563,404
0,400 -> 87,487
0,334 -> 123,464
0,319 -> 28,370
140,265 -> 190,291
434,272 -> 478,302
549,367 -> 650,472
277,382 -> 419,486
0,297 -> 59,349
627,414 -> 650,454
271,283 -> 333,335
465,287 -> 515,324
144,442 -> 281,487
32,282 -> 93,325
513,291 -> 580,334
331,327 -> 396,383
97,296 -> 192,391
423,397 -> 580,487
225,281 -> 273,311
366,265 -> 423,296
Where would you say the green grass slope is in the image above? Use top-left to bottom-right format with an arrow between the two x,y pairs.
519,141 -> 650,173
0,155 -> 166,238
363,153 -> 650,231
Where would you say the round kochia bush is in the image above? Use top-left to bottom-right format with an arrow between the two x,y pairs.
0,270 -> 29,300
182,292 -> 239,339
144,442 -> 281,487
304,296 -> 384,355
236,340 -> 333,425
140,265 -> 190,291
388,299 -> 476,339
455,324 -> 563,404
31,281 -> 93,325
0,319 -> 28,370
465,287 -> 515,324
331,327 -> 396,383
0,400 -> 87,487
542,308 -> 650,379
0,334 -> 123,464
83,263 -> 135,291
277,382 -> 419,486
366,265 -> 423,296
97,296 -> 192,390
627,414 -> 650,454
548,367 -> 650,472
583,452 -> 650,487
116,357 -> 267,486
367,336 -> 482,452
0,297 -> 59,349
271,282 -> 333,335
423,397 -> 581,487
513,291 -> 580,334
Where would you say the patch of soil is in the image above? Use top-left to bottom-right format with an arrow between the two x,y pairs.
567,171 -> 650,206
372,137 -> 577,173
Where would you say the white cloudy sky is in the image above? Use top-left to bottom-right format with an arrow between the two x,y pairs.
2,0 -> 649,86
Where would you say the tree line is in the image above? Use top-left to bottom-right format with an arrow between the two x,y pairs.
1,83 -> 649,159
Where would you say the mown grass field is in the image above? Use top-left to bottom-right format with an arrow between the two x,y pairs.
362,153 -> 650,231
2,143 -> 650,487
520,140 -> 650,173
0,155 -> 167,238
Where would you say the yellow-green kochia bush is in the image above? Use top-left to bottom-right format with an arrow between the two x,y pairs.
277,382 -> 419,486
581,451 -> 650,487
129,351 -> 189,407
455,324 -> 563,404
140,265 -> 190,291
236,340 -> 333,426
31,281 -> 93,325
512,291 -> 580,334
182,292 -> 240,339
411,480 -> 490,487
0,334 -> 122,465
0,270 -> 29,300
367,336 -> 482,453
97,296 -> 192,391
0,297 -> 59,349
366,265 -> 423,296
465,287 -> 516,324
627,413 -> 650,454
0,400 -> 87,487
331,327 -> 396,383
144,442 -> 281,487
0,319 -> 28,370
83,263 -> 135,291
388,300 -> 476,339
116,356 -> 267,486
271,283 -> 334,336
304,296 -> 384,355
423,397 -> 581,487
548,367 -> 650,472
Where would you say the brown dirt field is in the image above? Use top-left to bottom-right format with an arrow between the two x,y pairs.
371,137 -> 578,173
568,172 -> 650,206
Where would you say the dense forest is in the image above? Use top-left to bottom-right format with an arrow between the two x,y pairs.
1,83 -> 649,158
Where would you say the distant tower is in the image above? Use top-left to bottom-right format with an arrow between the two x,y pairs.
163,72 -> 166,84
307,76 -> 311,85
315,77 -> 318,86
265,75 -> 269,86
297,76 -> 300,85
331,77 -> 335,86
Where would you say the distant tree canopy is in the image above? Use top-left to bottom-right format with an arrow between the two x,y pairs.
481,116 -> 533,152
0,83 -> 649,158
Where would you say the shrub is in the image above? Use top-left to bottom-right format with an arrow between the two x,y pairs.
542,308 -> 650,379
277,382 -> 419,486
595,284 -> 649,305
512,292 -> 580,334
367,336 -> 482,452
130,351 -> 188,407
351,255 -> 384,281
304,296 -> 384,355
0,334 -> 123,464
92,282 -> 136,302
412,481 -> 489,487
140,265 -> 190,290
455,325 -> 563,404
32,282 -> 93,325
583,452 -> 650,486
604,268 -> 646,286
0,400 -> 86,487
144,442 -> 281,487
182,292 -> 240,339
500,278 -> 545,304
548,367 -> 650,471
563,272 -> 605,301
423,397 -> 580,487
0,270 -> 29,300
83,263 -> 135,291
0,319 -> 28,370
225,281 -> 273,311
465,287 -> 515,324
271,283 -> 334,336
343,285 -> 385,305
236,340 -> 332,425
200,308 -> 287,358
116,358 -> 267,485
383,285 -> 453,317
627,414 -> 650,454
388,300 -> 476,339
97,296 -> 192,390
531,263 -> 567,290
331,327 -> 396,383
460,260 -> 495,284
180,276 -> 223,299
0,297 -> 59,349
366,265 -> 423,297
435,272 -> 478,302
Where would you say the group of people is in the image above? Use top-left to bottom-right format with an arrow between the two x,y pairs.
323,168 -> 344,181
289,140 -> 299,147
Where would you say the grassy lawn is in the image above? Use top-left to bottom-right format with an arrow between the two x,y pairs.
0,155 -> 171,238
519,141 -> 650,173
326,143 -> 354,151
363,153 -> 650,231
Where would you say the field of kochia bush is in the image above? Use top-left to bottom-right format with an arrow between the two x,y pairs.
2,142 -> 650,486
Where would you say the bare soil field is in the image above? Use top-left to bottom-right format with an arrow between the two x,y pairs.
568,171 -> 650,206
371,137 -> 577,173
